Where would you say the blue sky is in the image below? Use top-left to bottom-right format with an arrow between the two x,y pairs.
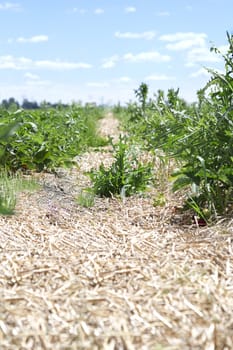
0,0 -> 232,104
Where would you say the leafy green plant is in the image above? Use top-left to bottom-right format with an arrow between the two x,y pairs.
124,84 -> 193,153
171,32 -> 233,218
120,33 -> 233,220
0,105 -> 107,172
89,135 -> 153,197
0,115 -> 22,160
0,115 -> 31,214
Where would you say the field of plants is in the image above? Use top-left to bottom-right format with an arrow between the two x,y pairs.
0,34 -> 232,349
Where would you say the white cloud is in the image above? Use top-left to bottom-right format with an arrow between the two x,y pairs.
190,67 -> 224,78
17,35 -> 49,43
0,55 -> 32,69
165,37 -> 206,50
101,55 -> 119,69
160,32 -> 207,43
160,32 -> 215,64
94,8 -> 104,15
218,45 -> 229,54
115,31 -> 156,40
24,72 -> 51,86
123,51 -> 171,63
24,72 -> 40,80
159,31 -> 222,66
189,68 -> 210,78
101,61 -> 115,69
0,2 -> 21,10
125,6 -> 136,13
145,74 -> 176,81
186,47 -> 221,66
101,51 -> 170,68
71,8 -> 87,14
190,68 -> 212,78
0,55 -> 93,70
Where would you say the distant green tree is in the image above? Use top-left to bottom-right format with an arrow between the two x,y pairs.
1,97 -> 20,111
22,99 -> 39,110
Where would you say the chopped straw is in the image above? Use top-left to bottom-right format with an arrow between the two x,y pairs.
0,114 -> 233,350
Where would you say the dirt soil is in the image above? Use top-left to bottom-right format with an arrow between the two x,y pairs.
0,112 -> 233,350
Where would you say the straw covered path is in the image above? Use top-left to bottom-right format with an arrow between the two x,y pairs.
0,112 -> 233,349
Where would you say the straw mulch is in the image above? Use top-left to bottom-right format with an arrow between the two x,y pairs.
0,114 -> 233,350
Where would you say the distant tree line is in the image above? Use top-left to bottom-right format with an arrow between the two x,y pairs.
0,97 -> 69,110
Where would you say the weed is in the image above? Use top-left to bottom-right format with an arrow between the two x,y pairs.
89,135 -> 153,198
0,170 -> 39,215
77,188 -> 95,207
172,32 -> 233,218
120,32 -> 233,218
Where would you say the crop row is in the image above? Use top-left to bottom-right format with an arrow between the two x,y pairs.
113,32 -> 233,221
0,104 -> 106,172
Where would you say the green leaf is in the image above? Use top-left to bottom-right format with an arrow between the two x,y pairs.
172,175 -> 192,192
0,121 -> 22,141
